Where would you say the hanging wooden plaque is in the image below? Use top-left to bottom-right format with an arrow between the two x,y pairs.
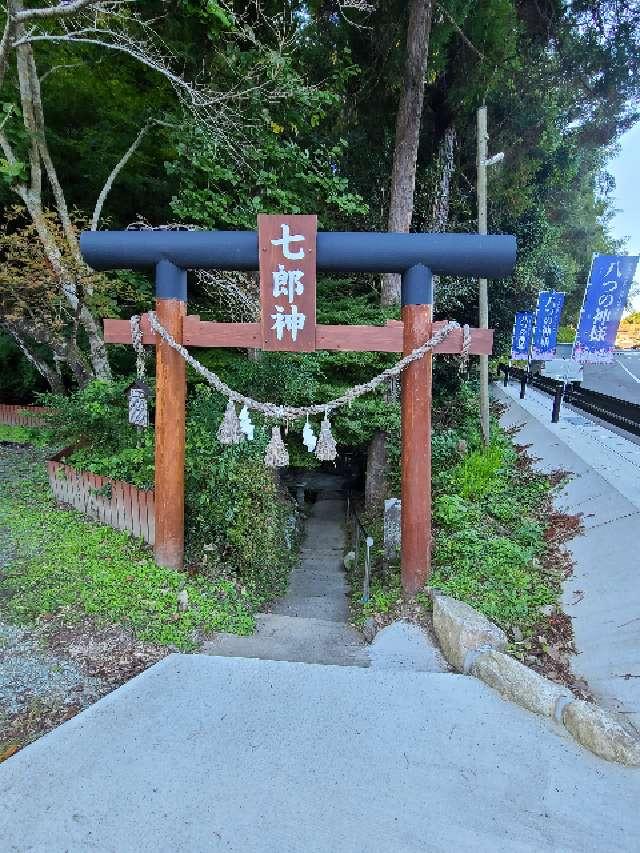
258,214 -> 317,352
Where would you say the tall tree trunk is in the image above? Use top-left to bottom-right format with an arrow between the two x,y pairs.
5,5 -> 112,382
429,126 -> 456,304
367,1 -> 433,518
431,127 -> 455,233
381,0 -> 433,306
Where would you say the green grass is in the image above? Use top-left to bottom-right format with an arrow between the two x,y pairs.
0,462 -> 256,649
0,424 -> 42,444
349,410 -> 561,637
431,430 -> 558,630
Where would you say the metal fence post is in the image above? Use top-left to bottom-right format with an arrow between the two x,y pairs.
552,384 -> 563,423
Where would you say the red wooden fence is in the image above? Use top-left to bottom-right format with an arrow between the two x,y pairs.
0,404 -> 48,427
47,460 -> 155,545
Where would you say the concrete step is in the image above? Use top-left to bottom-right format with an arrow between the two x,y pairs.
297,548 -> 345,560
299,536 -> 344,544
270,595 -> 349,622
201,614 -> 368,667
286,571 -> 349,597
294,562 -> 346,578
314,491 -> 344,500
368,622 -> 450,673
304,517 -> 344,528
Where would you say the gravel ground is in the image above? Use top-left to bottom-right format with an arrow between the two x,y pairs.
0,443 -> 166,757
0,622 -> 105,718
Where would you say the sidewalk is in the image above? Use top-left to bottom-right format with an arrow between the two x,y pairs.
495,382 -> 640,730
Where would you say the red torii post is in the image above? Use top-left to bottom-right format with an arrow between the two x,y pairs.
84,217 -> 514,593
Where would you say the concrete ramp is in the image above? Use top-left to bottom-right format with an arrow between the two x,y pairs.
1,653 -> 638,852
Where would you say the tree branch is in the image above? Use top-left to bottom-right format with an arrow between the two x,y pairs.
1,318 -> 65,391
0,13 -> 17,93
435,3 -> 486,61
39,60 -> 86,83
15,0 -> 105,23
15,39 -> 43,198
24,42 -> 83,263
91,120 -> 152,230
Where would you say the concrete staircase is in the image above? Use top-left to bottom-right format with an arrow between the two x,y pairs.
201,489 -> 369,666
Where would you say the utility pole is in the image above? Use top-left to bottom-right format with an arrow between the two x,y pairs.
477,106 -> 503,444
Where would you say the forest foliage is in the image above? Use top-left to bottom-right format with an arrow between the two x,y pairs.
0,1 -> 637,399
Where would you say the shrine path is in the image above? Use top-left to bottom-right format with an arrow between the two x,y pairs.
202,481 -> 447,671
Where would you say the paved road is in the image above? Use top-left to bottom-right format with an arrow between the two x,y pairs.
582,350 -> 640,403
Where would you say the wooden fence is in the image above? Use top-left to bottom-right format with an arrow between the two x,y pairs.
47,460 -> 155,545
0,404 -> 48,427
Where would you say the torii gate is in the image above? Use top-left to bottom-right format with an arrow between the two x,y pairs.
81,217 -> 515,594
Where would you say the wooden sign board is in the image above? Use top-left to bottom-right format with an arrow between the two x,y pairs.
258,214 -> 317,352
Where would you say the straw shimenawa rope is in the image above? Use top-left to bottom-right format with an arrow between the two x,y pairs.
144,312 -> 470,420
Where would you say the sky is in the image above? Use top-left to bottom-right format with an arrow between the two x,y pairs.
607,122 -> 640,313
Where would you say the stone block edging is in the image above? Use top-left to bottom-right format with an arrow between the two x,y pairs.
431,593 -> 640,767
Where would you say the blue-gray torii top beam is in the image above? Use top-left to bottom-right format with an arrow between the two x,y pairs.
80,230 -> 516,278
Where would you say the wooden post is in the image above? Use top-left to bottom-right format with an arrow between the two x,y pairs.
400,264 -> 432,594
154,260 -> 187,569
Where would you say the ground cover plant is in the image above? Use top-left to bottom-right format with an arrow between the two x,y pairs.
0,448 -> 263,650
0,424 -> 34,444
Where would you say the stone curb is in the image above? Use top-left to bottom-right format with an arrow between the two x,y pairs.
431,593 -> 640,767
431,593 -> 507,672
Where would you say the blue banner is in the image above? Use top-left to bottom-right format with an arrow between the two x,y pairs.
573,254 -> 639,363
531,291 -> 565,360
510,311 -> 534,361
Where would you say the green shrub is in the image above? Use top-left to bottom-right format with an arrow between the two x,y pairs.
452,444 -> 508,500
38,380 -> 297,606
69,437 -> 155,490
351,387 -> 560,635
430,431 -> 558,630
432,529 -> 555,627
557,324 -> 576,344
39,378 -> 147,454
185,385 -> 296,600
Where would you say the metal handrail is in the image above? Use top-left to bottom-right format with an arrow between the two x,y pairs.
345,493 -> 374,603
